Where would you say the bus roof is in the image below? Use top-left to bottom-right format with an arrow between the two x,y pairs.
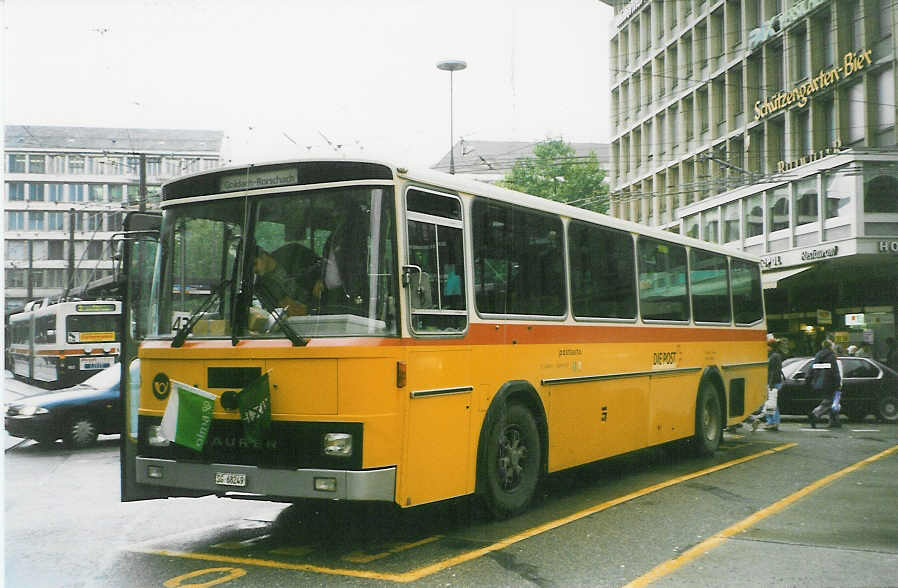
161,157 -> 760,264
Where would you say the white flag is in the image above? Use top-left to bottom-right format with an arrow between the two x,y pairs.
159,380 -> 217,452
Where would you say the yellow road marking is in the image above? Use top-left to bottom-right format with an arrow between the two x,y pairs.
269,545 -> 315,557
342,535 -> 443,563
130,443 -> 795,582
624,443 -> 898,588
163,567 -> 247,587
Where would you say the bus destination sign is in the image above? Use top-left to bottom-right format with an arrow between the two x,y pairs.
219,168 -> 299,193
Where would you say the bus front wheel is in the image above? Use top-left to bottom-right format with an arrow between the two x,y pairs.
479,402 -> 541,519
693,381 -> 722,456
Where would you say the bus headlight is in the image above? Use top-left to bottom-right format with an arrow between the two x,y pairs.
322,433 -> 352,457
147,425 -> 171,447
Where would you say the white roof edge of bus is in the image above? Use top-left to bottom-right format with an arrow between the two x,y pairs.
162,157 -> 760,264
399,164 -> 762,263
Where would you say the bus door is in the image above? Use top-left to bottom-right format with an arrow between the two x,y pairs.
119,212 -> 185,501
401,188 -> 473,505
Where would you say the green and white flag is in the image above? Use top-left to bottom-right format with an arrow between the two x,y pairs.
239,371 -> 272,444
159,380 -> 217,452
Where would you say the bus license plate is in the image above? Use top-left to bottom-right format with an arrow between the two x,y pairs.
215,472 -> 246,487
79,357 -> 114,371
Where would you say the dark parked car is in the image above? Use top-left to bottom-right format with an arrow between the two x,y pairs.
5,363 -> 120,448
778,356 -> 898,423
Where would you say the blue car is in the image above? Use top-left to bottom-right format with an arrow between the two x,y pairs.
5,364 -> 120,448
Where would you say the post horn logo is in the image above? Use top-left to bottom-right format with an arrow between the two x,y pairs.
152,373 -> 171,400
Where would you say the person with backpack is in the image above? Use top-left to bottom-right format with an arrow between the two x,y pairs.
808,339 -> 842,429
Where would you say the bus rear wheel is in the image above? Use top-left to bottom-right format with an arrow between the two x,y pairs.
693,381 -> 722,456
479,402 -> 541,519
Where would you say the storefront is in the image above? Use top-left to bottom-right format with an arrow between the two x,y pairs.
677,151 -> 898,361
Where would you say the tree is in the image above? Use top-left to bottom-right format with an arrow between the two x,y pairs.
498,139 -> 609,213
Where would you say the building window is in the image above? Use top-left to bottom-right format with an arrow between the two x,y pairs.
48,240 -> 65,260
844,82 -> 866,145
7,153 -> 26,173
6,269 -> 26,288
876,67 -> 896,147
69,184 -> 84,202
6,240 -> 27,260
796,177 -> 818,226
48,183 -> 64,202
107,212 -> 123,231
28,155 -> 45,174
87,241 -> 104,259
28,211 -> 45,231
824,170 -> 852,219
7,211 -> 25,230
48,212 -> 65,231
74,212 -> 84,231
8,182 -> 25,201
127,184 -> 140,205
87,212 -> 103,232
864,175 -> 898,213
744,194 -> 763,237
820,14 -> 834,67
723,201 -> 740,242
797,110 -> 811,156
147,157 -> 161,176
109,185 -> 123,202
877,0 -> 893,39
768,187 -> 789,232
69,156 -> 85,174
48,155 -> 65,174
28,183 -> 45,201
684,214 -> 699,238
702,208 -> 720,243
89,184 -> 104,202
822,99 -> 837,144
126,157 -> 139,175
793,26 -> 809,81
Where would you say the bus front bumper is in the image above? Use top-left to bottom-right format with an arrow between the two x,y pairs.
135,457 -> 396,502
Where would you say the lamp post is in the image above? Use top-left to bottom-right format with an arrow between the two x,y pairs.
436,59 -> 467,174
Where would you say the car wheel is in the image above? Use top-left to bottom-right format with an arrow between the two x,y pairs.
877,394 -> 898,424
63,413 -> 99,449
479,402 -> 541,519
693,380 -> 722,456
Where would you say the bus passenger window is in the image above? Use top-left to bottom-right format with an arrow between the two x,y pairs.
637,238 -> 689,322
569,221 -> 636,319
731,258 -> 763,324
690,249 -> 731,323
472,200 -> 565,317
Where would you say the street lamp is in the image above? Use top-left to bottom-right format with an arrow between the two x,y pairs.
436,59 -> 467,174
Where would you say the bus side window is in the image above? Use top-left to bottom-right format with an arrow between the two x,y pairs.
406,189 -> 466,333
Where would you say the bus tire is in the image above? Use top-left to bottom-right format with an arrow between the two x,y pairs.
63,413 -> 99,449
479,402 -> 541,519
692,380 -> 722,456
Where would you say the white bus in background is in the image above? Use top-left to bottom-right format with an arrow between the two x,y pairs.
7,300 -> 121,389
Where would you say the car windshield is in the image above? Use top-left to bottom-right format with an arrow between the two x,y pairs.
80,364 -> 120,390
782,358 -> 812,379
151,185 -> 398,341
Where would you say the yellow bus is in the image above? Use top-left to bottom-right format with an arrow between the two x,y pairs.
120,159 -> 767,517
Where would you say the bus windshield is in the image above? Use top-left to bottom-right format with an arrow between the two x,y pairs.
66,314 -> 119,343
153,185 -> 398,340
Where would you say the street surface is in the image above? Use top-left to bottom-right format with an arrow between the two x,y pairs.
5,372 -> 898,587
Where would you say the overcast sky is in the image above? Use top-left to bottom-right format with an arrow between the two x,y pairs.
3,0 -> 613,169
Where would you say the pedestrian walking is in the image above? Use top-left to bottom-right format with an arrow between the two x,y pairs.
886,337 -> 897,371
808,339 -> 842,429
765,334 -> 784,430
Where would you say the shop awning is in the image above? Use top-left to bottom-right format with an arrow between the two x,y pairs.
762,266 -> 812,289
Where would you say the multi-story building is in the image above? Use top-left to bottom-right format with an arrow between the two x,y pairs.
601,0 -> 898,359
4,125 -> 223,311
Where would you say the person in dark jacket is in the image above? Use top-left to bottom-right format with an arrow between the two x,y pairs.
765,334 -> 785,431
809,339 -> 842,428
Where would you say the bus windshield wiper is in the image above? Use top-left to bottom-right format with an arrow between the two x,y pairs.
171,279 -> 232,348
252,280 -> 307,347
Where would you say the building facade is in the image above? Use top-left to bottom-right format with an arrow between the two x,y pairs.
602,0 -> 898,360
4,125 -> 223,311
